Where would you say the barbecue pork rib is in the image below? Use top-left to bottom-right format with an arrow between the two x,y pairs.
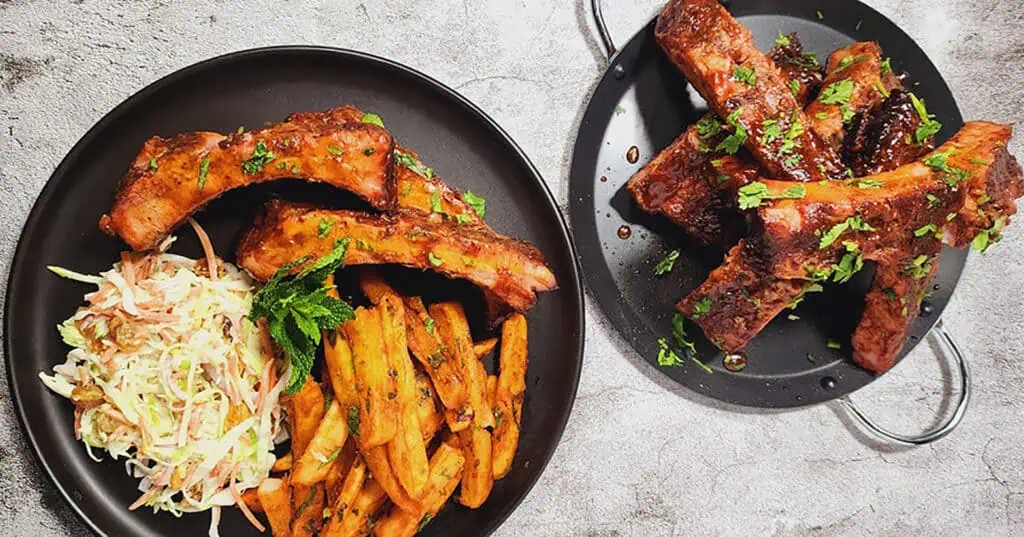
805,42 -> 902,149
843,89 -> 934,176
769,33 -> 826,106
237,200 -> 557,313
750,122 -> 1021,278
100,106 -> 395,250
655,0 -> 844,182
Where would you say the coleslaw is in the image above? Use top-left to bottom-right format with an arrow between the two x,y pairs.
39,229 -> 288,536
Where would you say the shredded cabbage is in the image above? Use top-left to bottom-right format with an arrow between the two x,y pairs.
40,243 -> 287,532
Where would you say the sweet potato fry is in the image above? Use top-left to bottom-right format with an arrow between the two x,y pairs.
321,480 -> 389,537
257,477 -> 292,537
403,296 -> 472,427
377,292 -> 430,498
372,441 -> 466,537
240,487 -> 263,513
456,426 -> 494,509
292,401 -> 351,487
341,306 -> 398,448
492,313 -> 528,479
362,445 -> 423,513
430,301 -> 494,429
272,453 -> 293,473
473,338 -> 498,360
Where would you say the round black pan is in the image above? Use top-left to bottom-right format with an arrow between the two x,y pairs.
5,47 -> 584,537
570,0 -> 965,408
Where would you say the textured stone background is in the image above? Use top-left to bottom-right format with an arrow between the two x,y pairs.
2,1 -> 1023,536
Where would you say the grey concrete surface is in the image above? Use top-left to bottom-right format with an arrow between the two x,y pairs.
1,1 -> 1023,536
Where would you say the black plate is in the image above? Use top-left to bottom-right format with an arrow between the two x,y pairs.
569,0 -> 965,408
5,47 -> 584,537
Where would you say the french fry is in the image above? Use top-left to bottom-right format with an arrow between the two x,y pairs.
289,377 -> 326,460
324,441 -> 357,506
362,445 -> 422,513
291,483 -> 325,537
492,313 -> 528,479
375,292 -> 429,498
473,338 -> 499,360
403,297 -> 471,428
240,487 -> 263,513
341,306 -> 398,448
292,401 -> 350,487
430,301 -> 494,429
272,452 -> 293,473
486,375 -> 497,405
372,441 -> 466,537
357,269 -> 393,305
320,479 -> 389,537
456,426 -> 494,508
257,477 -> 292,537
334,456 -> 367,516
414,372 -> 444,441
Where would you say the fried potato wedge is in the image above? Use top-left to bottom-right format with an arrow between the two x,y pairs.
292,401 -> 350,487
456,426 -> 494,509
321,479 -> 388,537
257,477 -> 292,537
376,292 -> 430,498
289,377 -> 325,460
324,441 -> 357,506
414,371 -> 444,441
430,301 -> 494,429
372,441 -> 466,537
290,483 -> 325,537
271,453 -> 293,473
362,445 -> 423,513
341,306 -> 398,448
404,296 -> 472,429
473,337 -> 499,360
330,456 -> 367,521
493,313 -> 528,479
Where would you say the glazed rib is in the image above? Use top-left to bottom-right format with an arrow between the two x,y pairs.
655,0 -> 844,181
237,200 -> 557,313
805,42 -> 903,149
751,122 -> 1020,278
843,89 -> 934,176
768,33 -> 825,106
100,106 -> 395,250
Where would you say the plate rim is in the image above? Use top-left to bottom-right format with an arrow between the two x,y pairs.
568,5 -> 966,408
4,45 -> 586,537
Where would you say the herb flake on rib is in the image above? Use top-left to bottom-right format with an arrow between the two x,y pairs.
242,140 -> 276,174
394,150 -> 434,179
819,214 -> 876,249
737,181 -> 805,210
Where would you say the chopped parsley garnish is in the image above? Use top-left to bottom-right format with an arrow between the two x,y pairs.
364,148 -> 375,156
815,111 -> 829,120
927,193 -> 940,207
832,54 -> 869,75
355,239 -> 375,252
774,31 -> 791,46
970,156 -> 991,166
347,405 -> 360,436
317,218 -> 333,239
788,79 -> 801,98
327,145 -> 344,156
394,151 -> 434,179
807,353 -> 817,363
197,158 -> 211,191
733,66 -> 756,86
656,337 -> 681,367
428,350 -> 445,369
760,119 -> 782,145
148,157 -> 158,171
715,108 -> 747,155
361,113 -> 384,127
874,79 -> 890,98
826,339 -> 841,350
430,192 -> 443,213
654,249 -> 680,276
737,182 -> 805,210
658,314 -> 709,373
292,166 -> 301,174
819,214 -> 876,248
909,92 -> 942,144
455,213 -> 472,224
857,179 -> 883,189
816,10 -> 824,19
696,116 -> 722,139
913,223 -> 938,237
787,282 -> 823,309
427,252 -> 444,266
831,241 -> 864,283
946,212 -> 957,221
251,240 -> 355,394
819,79 -> 854,106
242,140 -> 276,174
692,296 -> 712,318
672,312 -> 698,356
418,514 -> 433,532
880,57 -> 893,76
614,105 -> 626,116
971,216 -> 1006,253
924,149 -> 969,187
778,113 -> 805,155
783,153 -> 803,168
424,317 -> 435,335
787,314 -> 800,321
463,191 -> 486,218
903,254 -> 933,279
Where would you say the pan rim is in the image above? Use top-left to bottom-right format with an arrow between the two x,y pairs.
568,5 -> 966,409
4,45 -> 585,537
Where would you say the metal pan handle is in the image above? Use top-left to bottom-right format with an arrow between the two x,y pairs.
590,0 -> 617,58
837,320 -> 971,445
